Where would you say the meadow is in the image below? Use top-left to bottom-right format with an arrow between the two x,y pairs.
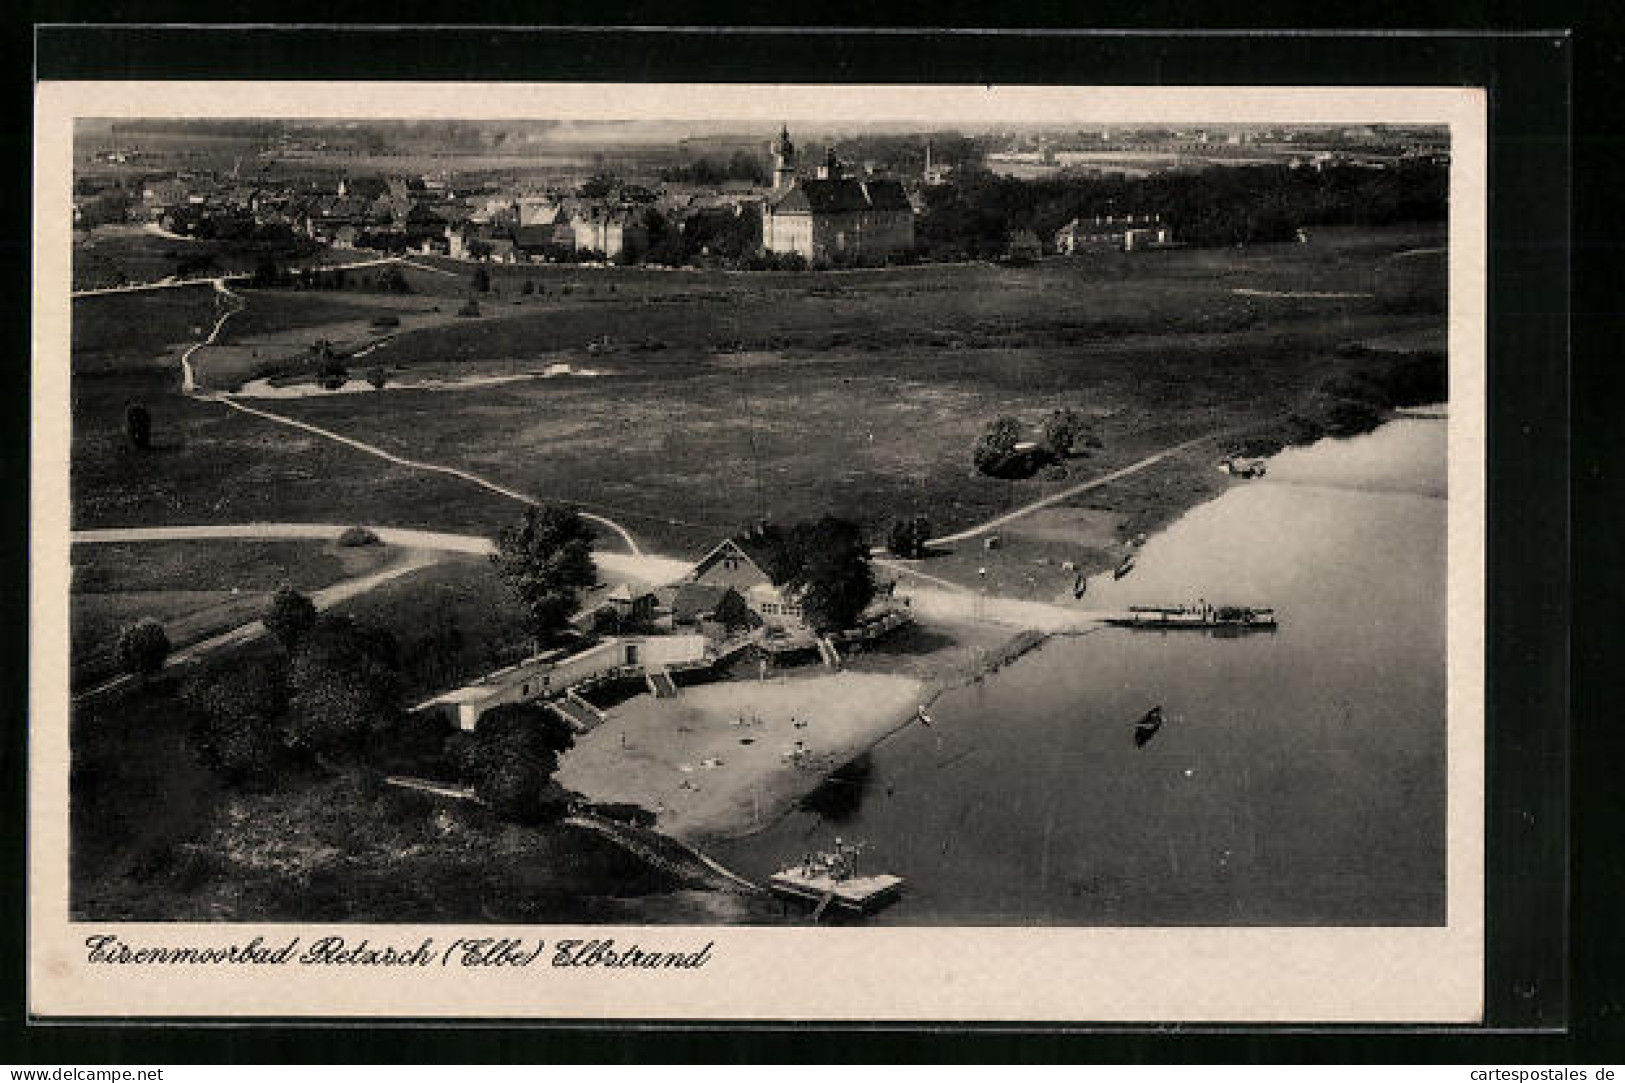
71,225 -> 1445,564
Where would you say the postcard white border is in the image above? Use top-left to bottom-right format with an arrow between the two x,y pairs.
31,80 -> 1486,1022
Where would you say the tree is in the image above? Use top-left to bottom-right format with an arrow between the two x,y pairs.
284,615 -> 404,759
124,402 -> 152,451
775,516 -> 876,634
402,601 -> 465,692
1041,408 -> 1089,458
491,504 -> 598,646
458,702 -> 576,822
972,416 -> 1022,476
263,584 -> 318,649
367,366 -> 389,390
116,618 -> 170,678
471,264 -> 492,293
887,515 -> 932,559
520,278 -> 535,295
183,657 -> 288,784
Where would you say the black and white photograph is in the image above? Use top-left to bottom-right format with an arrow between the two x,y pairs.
30,79 -> 1487,1021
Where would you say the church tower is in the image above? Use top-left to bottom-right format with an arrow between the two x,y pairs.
771,125 -> 796,192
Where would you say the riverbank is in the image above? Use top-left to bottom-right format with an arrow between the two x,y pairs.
717,410 -> 1450,924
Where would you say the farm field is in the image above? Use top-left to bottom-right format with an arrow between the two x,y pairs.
70,225 -> 1445,565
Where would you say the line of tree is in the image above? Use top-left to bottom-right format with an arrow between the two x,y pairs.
181,581 -> 569,824
916,159 -> 1448,259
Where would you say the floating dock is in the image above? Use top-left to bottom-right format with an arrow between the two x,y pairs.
768,869 -> 905,917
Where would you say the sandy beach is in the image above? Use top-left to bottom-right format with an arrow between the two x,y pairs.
556,667 -> 929,843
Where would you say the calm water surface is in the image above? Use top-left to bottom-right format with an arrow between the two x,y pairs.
720,416 -> 1448,925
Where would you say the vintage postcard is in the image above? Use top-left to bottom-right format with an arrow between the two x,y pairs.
31,80 -> 1485,1021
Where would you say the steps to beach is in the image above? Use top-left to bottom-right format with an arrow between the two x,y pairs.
817,637 -> 841,669
647,667 -> 678,699
553,695 -> 604,733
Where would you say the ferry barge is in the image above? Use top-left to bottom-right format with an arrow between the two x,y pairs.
1106,603 -> 1278,631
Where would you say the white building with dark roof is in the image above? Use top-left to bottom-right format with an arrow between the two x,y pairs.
762,133 -> 914,262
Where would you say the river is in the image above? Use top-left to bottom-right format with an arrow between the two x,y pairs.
718,414 -> 1448,925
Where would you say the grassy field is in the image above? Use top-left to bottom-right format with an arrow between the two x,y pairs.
71,225 -> 1445,565
70,538 -> 397,686
70,286 -> 223,376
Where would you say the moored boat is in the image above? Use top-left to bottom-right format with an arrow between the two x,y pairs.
1108,603 -> 1277,630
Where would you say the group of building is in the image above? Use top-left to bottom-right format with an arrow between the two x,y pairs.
81,125 -> 1191,269
424,527 -> 905,732
81,126 -> 933,266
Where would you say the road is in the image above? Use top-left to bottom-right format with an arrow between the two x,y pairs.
72,524 -> 691,584
73,548 -> 437,702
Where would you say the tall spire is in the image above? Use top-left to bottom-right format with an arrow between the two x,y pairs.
771,124 -> 797,192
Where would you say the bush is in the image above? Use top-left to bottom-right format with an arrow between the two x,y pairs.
887,516 -> 932,559
457,300 -> 481,317
367,366 -> 389,390
972,416 -> 1023,477
263,584 -> 318,649
338,525 -> 381,547
378,708 -> 456,777
124,402 -> 152,451
316,355 -> 348,390
284,615 -> 404,759
460,703 -> 576,823
116,618 -> 170,678
183,657 -> 288,785
369,314 -> 400,329
1041,408 -> 1089,458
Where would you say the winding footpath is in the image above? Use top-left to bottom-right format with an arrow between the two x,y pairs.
171,277 -> 644,555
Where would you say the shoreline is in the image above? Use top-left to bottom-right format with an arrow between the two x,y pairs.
589,402 -> 1445,871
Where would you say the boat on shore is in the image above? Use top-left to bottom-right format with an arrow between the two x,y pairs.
1107,603 -> 1277,631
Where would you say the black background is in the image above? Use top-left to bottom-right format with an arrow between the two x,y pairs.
3,13 -> 1603,1064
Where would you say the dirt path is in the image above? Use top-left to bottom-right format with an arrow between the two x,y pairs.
203,395 -> 645,554
177,279 -> 243,393
926,432 -> 1235,548
169,280 -> 646,555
